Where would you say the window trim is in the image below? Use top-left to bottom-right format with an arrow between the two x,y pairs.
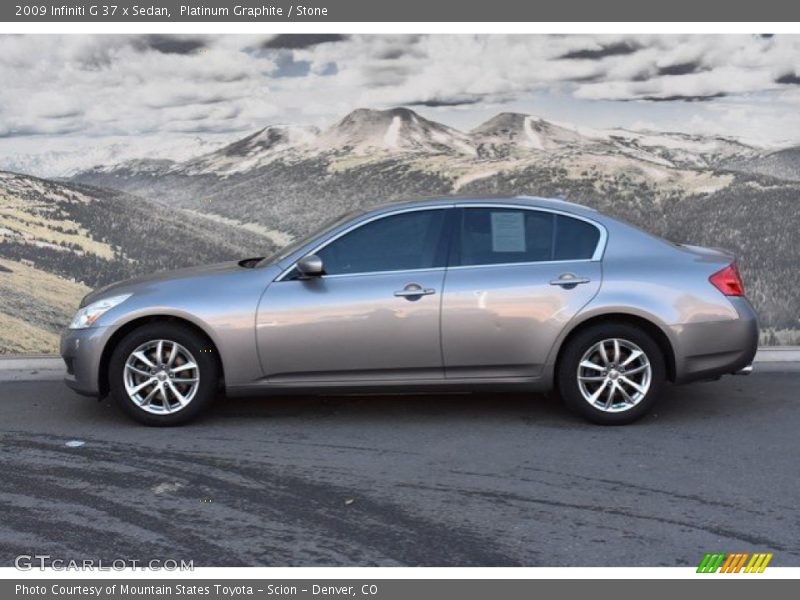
449,203 -> 607,270
275,205 -> 454,282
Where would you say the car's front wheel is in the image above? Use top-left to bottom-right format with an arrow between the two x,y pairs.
108,323 -> 219,426
557,323 -> 666,425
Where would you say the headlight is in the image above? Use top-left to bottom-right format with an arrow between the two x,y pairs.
68,294 -> 132,329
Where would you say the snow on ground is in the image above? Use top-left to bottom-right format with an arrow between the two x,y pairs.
383,116 -> 402,148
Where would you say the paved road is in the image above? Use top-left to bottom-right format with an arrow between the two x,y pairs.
1,372 -> 798,567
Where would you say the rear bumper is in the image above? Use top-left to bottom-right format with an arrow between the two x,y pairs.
672,297 -> 759,384
60,326 -> 109,397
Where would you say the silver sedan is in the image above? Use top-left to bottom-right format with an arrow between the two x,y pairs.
61,196 -> 758,425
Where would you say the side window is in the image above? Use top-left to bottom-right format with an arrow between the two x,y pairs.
554,214 -> 600,260
458,208 -> 554,266
457,208 -> 601,266
317,209 -> 447,275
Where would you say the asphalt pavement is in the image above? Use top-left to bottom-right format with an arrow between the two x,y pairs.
0,369 -> 798,567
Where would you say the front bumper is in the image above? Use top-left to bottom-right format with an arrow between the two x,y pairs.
60,326 -> 109,397
672,297 -> 759,384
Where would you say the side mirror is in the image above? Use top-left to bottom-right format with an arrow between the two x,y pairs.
296,254 -> 325,278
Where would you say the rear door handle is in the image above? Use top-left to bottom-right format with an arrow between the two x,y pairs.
394,284 -> 436,299
550,273 -> 591,287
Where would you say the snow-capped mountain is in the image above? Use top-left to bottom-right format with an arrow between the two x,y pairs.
10,107 -> 774,181
76,108 -> 480,178
64,107 -> 782,245
471,112 -> 602,158
76,107 -> 771,182
468,113 -> 762,168
317,108 -> 476,156
602,129 -> 760,169
178,124 -> 321,176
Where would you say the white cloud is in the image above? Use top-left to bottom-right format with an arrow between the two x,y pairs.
0,34 -> 799,148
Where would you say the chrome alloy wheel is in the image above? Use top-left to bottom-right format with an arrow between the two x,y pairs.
123,340 -> 199,414
577,338 -> 652,413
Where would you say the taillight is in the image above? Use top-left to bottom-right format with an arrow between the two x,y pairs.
709,263 -> 745,296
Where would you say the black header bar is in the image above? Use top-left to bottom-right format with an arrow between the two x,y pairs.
4,0 -> 800,22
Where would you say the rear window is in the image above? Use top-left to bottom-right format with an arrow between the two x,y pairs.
554,213 -> 601,260
457,208 -> 600,266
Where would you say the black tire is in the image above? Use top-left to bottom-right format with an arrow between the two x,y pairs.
108,322 -> 220,426
557,322 -> 666,425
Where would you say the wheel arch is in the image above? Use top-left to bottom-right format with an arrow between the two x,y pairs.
553,312 -> 677,383
98,315 -> 224,397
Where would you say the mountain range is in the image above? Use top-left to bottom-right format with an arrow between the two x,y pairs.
73,107 -> 787,238
78,107 -> 769,177
1,107 -> 798,352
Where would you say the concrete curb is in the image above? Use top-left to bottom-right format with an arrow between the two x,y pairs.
1,348 -> 799,382
755,347 -> 800,362
4,347 -> 800,365
0,356 -> 64,383
0,360 -> 64,382
0,356 -> 64,371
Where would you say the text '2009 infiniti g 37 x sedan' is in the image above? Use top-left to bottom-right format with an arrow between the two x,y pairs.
61,196 -> 758,426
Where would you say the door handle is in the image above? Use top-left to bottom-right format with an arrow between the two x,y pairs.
549,273 -> 591,288
394,284 -> 436,299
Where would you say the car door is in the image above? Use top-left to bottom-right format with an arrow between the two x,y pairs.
256,207 -> 453,383
441,205 -> 604,379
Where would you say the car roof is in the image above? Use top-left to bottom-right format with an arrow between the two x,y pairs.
369,195 -> 599,217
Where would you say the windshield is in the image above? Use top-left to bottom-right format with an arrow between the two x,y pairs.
257,209 -> 363,267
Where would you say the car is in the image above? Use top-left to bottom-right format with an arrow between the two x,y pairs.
61,196 -> 758,426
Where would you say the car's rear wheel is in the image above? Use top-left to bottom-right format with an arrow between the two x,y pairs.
109,323 -> 219,426
557,323 -> 665,425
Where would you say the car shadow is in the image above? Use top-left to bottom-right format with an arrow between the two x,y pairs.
201,372 -> 785,427
208,390 -> 568,422
60,372 -> 790,430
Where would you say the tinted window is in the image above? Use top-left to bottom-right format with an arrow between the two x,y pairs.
262,210 -> 361,266
554,214 -> 600,260
457,208 -> 600,266
317,209 -> 447,275
458,208 -> 553,266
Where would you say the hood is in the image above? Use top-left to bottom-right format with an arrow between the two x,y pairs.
81,260 -> 248,307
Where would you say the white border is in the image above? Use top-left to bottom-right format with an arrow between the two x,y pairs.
2,22 -> 800,34
1,18 -> 797,581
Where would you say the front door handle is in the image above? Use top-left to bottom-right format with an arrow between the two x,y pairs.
394,283 -> 436,300
550,273 -> 591,288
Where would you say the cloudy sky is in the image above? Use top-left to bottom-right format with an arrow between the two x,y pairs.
2,34 -> 800,173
